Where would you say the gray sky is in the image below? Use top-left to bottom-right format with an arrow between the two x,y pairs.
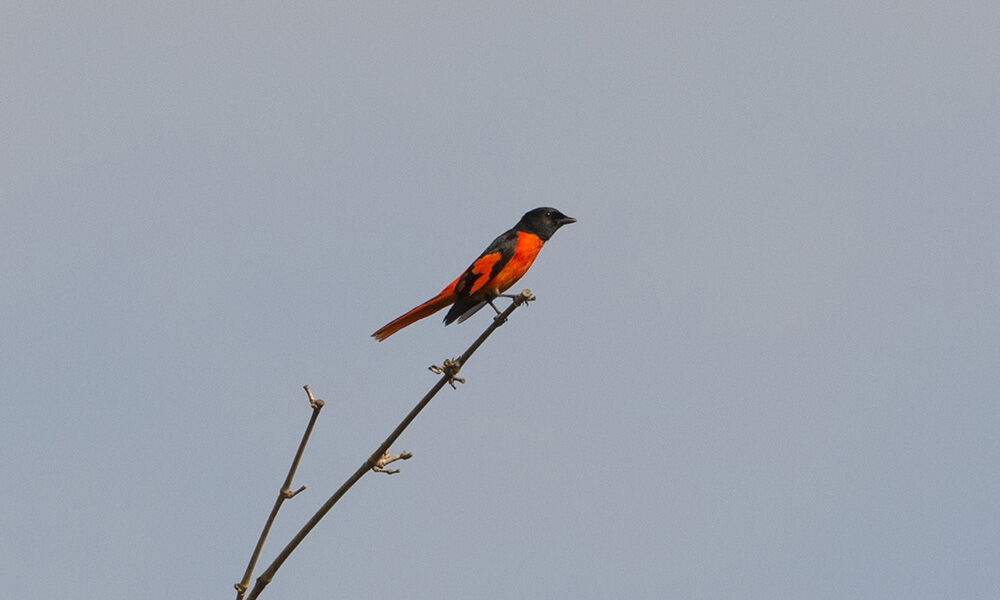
3,3 -> 998,598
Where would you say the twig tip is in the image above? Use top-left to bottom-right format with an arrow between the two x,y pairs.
303,385 -> 324,408
282,485 -> 307,499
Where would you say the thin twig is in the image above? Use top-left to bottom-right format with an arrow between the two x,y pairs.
245,289 -> 534,599
235,386 -> 325,599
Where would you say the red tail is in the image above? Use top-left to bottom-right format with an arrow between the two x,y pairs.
372,286 -> 457,341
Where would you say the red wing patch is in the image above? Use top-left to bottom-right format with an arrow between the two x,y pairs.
464,252 -> 502,295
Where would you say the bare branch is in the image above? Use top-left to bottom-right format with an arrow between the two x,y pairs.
234,386 -> 324,599
244,289 -> 534,599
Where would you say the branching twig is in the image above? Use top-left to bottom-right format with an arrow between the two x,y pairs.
234,386 -> 325,599
372,449 -> 413,474
244,289 -> 535,599
429,358 -> 465,388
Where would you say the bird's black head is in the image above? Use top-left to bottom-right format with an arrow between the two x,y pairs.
515,207 -> 577,241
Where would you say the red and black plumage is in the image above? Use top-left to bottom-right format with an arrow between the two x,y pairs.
371,207 -> 576,341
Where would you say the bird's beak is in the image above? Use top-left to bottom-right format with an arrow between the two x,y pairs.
558,215 -> 577,226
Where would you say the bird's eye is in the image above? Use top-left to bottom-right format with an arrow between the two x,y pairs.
545,211 -> 552,217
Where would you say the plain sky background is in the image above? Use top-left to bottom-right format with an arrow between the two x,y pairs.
3,3 -> 998,598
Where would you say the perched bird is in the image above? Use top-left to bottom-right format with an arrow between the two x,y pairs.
372,207 -> 576,341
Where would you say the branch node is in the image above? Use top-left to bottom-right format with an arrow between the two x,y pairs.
282,485 -> 307,499
372,449 -> 413,475
429,358 -> 465,389
493,289 -> 535,324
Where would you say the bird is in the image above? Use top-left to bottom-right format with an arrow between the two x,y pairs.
372,207 -> 576,341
